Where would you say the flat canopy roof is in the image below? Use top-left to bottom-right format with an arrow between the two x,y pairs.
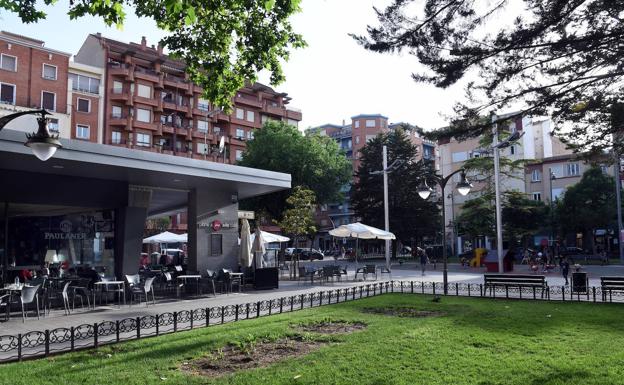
0,129 -> 291,203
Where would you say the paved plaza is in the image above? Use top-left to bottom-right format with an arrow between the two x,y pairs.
1,261 -> 622,336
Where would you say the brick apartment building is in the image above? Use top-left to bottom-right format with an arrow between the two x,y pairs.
73,34 -> 302,165
307,114 -> 437,250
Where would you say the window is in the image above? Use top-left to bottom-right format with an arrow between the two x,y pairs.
236,108 -> 245,120
355,136 -> 360,144
197,98 -> 209,111
236,128 -> 245,139
69,73 -> 100,94
41,91 -> 56,111
246,110 -> 254,122
510,145 -> 515,155
75,124 -> 90,139
287,118 -> 298,127
197,142 -> 208,154
247,130 -> 254,140
76,98 -> 90,113
197,120 -> 208,132
136,133 -> 151,147
211,234 -> 222,255
567,163 -> 580,176
42,64 -> 57,80
0,54 -> 16,71
111,131 -> 122,144
48,118 -> 59,132
366,135 -> 376,142
235,150 -> 243,161
366,119 -> 375,127
112,80 -> 123,93
112,106 -> 122,118
0,83 -> 15,104
354,121 -> 360,128
136,108 -> 151,123
261,115 -> 269,124
346,139 -> 352,149
601,165 -> 609,174
320,204 -> 328,212
532,192 -> 541,201
451,151 -> 468,163
214,126 -> 221,135
137,84 -> 151,98
531,169 -> 541,182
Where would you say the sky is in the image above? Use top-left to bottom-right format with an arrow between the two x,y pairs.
0,0 -> 469,131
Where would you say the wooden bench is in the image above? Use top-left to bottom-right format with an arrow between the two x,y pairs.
600,276 -> 624,301
483,274 -> 549,299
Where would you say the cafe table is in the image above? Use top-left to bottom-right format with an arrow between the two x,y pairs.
93,281 -> 126,307
176,275 -> 202,296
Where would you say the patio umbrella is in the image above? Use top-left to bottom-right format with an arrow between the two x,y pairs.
250,230 -> 290,245
142,231 -> 186,244
329,222 -> 396,268
252,228 -> 266,269
239,219 -> 252,267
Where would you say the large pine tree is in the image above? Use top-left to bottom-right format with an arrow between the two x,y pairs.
354,1 -> 624,155
352,128 -> 439,247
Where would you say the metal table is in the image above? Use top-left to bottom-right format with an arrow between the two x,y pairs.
176,275 -> 202,296
93,281 -> 125,307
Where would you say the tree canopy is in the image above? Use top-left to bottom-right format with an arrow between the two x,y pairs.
354,0 -> 624,155
238,120 -> 352,219
4,0 -> 305,109
277,186 -> 317,240
351,129 -> 439,245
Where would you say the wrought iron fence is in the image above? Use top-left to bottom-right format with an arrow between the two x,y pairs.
0,280 -> 622,363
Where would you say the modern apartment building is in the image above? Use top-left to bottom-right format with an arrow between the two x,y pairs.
308,114 -> 437,250
437,113 -> 580,252
73,34 -> 302,165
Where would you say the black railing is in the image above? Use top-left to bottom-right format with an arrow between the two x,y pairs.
0,280 -> 622,363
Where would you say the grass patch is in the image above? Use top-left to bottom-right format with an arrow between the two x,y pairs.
1,294 -> 624,384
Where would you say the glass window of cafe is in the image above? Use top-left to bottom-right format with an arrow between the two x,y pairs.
2,209 -> 115,277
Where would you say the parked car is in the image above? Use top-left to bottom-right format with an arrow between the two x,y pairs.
300,249 -> 324,261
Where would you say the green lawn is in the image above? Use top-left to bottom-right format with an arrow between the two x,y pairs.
1,294 -> 623,385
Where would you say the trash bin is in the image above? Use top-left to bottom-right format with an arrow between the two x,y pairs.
572,272 -> 588,294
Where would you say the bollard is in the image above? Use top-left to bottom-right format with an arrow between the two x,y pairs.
136,317 -> 141,338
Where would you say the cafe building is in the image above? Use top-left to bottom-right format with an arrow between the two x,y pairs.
0,128 -> 290,280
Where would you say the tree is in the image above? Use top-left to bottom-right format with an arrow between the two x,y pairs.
278,186 -> 316,275
351,128 -> 440,249
354,1 -> 624,155
4,0 -> 305,109
502,191 -> 548,247
238,120 -> 351,220
557,167 -> 616,251
455,195 -> 494,242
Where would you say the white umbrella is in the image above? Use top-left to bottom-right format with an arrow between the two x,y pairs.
252,228 -> 266,268
142,231 -> 187,244
329,222 -> 396,268
239,219 -> 252,267
251,230 -> 290,244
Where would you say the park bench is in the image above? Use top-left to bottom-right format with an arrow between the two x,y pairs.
600,276 -> 624,301
483,274 -> 549,299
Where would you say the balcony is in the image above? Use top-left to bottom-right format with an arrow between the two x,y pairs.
162,98 -> 177,110
235,94 -> 262,108
286,106 -> 302,121
109,114 -> 130,127
108,62 -> 130,77
110,89 -> 128,102
134,95 -> 158,107
163,74 -> 188,89
134,67 -> 160,83
134,120 -> 158,131
264,102 -> 285,117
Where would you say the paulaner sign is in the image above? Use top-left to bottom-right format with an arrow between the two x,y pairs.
44,219 -> 87,240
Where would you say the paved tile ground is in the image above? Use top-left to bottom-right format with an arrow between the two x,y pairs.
1,261 -> 622,335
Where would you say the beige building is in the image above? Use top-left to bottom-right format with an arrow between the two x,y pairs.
436,113 -> 572,252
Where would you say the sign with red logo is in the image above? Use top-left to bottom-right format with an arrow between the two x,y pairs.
211,220 -> 222,232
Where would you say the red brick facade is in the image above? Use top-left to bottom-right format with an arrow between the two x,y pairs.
0,32 -> 70,114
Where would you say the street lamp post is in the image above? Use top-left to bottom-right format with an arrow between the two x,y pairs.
549,168 -> 556,249
370,145 -> 403,272
418,169 -> 472,295
0,109 -> 62,160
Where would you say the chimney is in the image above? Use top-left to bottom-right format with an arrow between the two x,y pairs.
342,119 -> 345,127
157,44 -> 163,55
141,36 -> 147,48
96,32 -> 102,38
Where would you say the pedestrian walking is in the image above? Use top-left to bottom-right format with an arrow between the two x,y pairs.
419,248 -> 429,276
561,256 -> 570,285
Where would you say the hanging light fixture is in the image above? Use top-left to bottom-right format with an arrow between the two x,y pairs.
417,181 -> 433,200
0,109 -> 62,161
456,171 -> 473,196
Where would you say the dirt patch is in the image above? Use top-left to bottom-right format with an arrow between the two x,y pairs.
296,320 -> 367,334
181,336 -> 327,378
362,307 -> 445,318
